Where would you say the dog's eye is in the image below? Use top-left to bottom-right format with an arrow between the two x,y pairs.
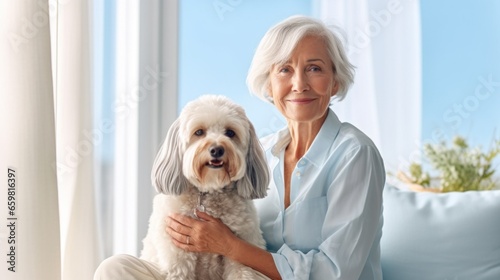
225,129 -> 236,138
194,129 -> 204,136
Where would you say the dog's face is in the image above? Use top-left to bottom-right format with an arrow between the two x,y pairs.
179,97 -> 250,192
151,95 -> 269,198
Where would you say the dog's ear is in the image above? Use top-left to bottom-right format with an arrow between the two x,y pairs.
236,121 -> 269,199
151,118 -> 190,195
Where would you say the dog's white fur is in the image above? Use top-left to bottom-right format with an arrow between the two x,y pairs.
140,95 -> 270,280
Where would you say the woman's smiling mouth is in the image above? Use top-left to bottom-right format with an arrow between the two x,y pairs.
287,98 -> 316,104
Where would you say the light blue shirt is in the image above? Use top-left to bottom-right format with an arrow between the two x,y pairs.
255,109 -> 385,280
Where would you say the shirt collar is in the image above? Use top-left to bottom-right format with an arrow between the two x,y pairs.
270,108 -> 342,166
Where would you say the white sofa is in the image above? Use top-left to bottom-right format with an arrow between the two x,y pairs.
381,185 -> 500,280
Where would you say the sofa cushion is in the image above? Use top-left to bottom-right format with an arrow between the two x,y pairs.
381,184 -> 500,280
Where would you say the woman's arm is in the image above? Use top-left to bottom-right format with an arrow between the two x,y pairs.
166,211 -> 282,280
257,144 -> 385,279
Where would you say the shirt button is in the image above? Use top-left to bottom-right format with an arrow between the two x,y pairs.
295,171 -> 301,177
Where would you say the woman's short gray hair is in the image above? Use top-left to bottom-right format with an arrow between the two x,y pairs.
246,15 -> 355,103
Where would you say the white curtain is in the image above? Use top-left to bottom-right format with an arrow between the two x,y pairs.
313,0 -> 422,172
2,1 -> 179,277
53,1 -> 101,279
110,0 -> 178,257
1,1 -> 100,279
113,0 -> 141,255
0,1 -> 61,279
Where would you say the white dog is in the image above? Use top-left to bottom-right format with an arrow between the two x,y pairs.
140,95 -> 270,280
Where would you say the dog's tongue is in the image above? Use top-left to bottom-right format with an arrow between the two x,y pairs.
209,159 -> 223,167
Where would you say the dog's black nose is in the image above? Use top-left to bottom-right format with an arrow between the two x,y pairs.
210,145 -> 225,158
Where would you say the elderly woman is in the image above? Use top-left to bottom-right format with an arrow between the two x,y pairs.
95,15 -> 385,280
167,15 -> 385,280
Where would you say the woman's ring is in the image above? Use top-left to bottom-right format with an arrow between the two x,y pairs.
186,236 -> 190,245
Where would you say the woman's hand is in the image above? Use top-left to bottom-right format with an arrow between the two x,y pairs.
165,210 -> 238,256
167,210 -> 281,280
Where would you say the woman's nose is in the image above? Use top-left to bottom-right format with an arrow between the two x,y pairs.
291,72 -> 310,93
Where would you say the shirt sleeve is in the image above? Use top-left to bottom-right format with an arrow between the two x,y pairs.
271,145 -> 385,280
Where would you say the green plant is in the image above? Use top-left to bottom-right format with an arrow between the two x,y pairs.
403,136 -> 500,192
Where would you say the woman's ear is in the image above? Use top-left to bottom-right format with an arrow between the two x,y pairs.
331,80 -> 339,97
150,118 -> 190,195
266,80 -> 275,103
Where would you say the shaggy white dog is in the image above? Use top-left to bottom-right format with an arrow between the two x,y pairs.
141,95 -> 270,280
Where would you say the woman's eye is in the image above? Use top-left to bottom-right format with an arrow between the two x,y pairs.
194,129 -> 204,136
309,66 -> 321,72
278,67 -> 290,73
225,129 -> 236,138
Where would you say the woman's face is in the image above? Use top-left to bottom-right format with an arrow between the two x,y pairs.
268,35 -> 338,125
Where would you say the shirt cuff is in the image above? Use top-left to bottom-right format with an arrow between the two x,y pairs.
271,246 -> 295,280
